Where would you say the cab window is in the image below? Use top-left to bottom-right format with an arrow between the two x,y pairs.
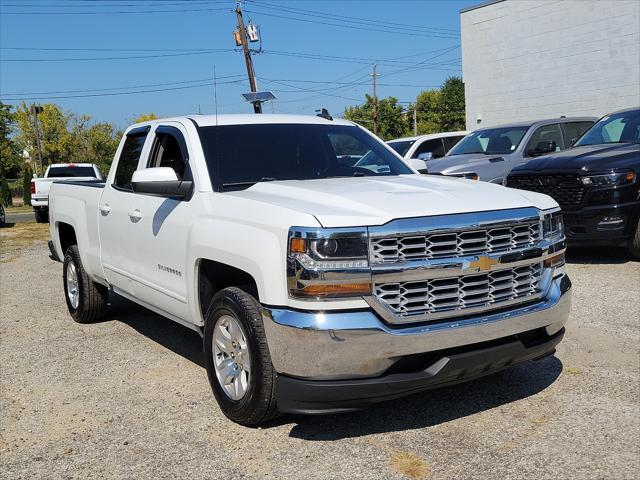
113,131 -> 148,190
525,124 -> 564,156
413,138 -> 445,159
147,128 -> 192,181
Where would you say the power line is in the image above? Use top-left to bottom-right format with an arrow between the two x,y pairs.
0,6 -> 231,14
0,49 -> 237,62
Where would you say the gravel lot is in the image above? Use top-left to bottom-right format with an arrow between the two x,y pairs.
1,238 -> 639,479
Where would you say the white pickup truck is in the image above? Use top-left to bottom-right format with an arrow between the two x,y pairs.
31,163 -> 103,222
48,114 -> 571,425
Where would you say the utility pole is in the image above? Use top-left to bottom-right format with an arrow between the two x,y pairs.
235,3 -> 261,113
30,105 -> 44,176
370,64 -> 380,135
413,105 -> 418,136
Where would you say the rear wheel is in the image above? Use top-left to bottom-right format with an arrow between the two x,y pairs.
629,219 -> 640,260
34,209 -> 48,223
203,287 -> 279,425
63,245 -> 108,323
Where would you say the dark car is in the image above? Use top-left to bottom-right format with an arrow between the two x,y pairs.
506,107 -> 640,258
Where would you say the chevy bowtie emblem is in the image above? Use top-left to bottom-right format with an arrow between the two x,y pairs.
469,256 -> 498,271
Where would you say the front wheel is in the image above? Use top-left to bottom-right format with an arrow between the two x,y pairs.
629,220 -> 640,260
203,287 -> 279,425
63,245 -> 108,323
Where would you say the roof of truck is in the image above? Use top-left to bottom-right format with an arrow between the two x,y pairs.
131,114 -> 357,130
388,131 -> 469,143
474,116 -> 597,131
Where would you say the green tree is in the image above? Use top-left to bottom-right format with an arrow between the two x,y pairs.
0,102 -> 22,178
413,90 -> 442,134
132,113 -> 158,124
0,176 -> 11,207
22,168 -> 32,206
86,122 -> 121,175
437,76 -> 466,131
344,95 -> 408,140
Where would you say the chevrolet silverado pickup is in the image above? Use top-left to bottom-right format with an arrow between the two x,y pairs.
48,114 -> 571,425
507,107 -> 640,258
31,163 -> 103,223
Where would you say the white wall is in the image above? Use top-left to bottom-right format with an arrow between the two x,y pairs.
461,0 -> 640,130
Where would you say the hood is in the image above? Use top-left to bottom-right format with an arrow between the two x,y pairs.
426,153 -> 509,175
513,143 -> 640,174
227,175 -> 556,228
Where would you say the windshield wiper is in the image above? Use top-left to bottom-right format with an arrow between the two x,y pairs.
221,177 -> 278,188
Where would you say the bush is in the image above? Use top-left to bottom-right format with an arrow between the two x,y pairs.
22,169 -> 32,206
0,176 -> 12,207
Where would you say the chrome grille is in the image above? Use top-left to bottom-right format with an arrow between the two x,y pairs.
374,263 -> 543,317
371,222 -> 541,263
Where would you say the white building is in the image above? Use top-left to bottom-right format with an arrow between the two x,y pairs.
460,0 -> 640,130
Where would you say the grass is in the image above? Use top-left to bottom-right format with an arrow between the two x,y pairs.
390,451 -> 431,479
0,222 -> 50,263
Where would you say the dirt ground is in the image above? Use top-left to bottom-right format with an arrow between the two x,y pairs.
1,236 -> 638,480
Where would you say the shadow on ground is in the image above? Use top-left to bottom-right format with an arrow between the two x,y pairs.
102,294 -> 563,438
565,245 -> 632,265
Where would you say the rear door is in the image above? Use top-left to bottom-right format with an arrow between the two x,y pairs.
98,126 -> 151,297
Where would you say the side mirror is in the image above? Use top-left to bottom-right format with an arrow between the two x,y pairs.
131,167 -> 193,200
529,141 -> 556,157
417,152 -> 433,161
406,158 -> 429,174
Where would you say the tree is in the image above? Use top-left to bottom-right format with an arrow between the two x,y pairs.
414,90 -> 442,134
86,122 -> 121,175
131,113 -> 158,124
22,168 -> 32,207
0,102 -> 22,178
0,176 -> 11,207
344,95 -> 408,140
437,76 -> 466,131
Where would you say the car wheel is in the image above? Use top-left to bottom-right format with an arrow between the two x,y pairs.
34,209 -> 49,223
0,205 -> 5,226
203,287 -> 279,426
63,245 -> 108,323
629,219 -> 640,260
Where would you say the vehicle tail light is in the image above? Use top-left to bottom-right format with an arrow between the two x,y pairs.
30,180 -> 36,194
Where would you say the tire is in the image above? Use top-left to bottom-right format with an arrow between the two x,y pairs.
34,209 -> 49,223
203,287 -> 279,426
629,219 -> 640,260
63,245 -> 108,323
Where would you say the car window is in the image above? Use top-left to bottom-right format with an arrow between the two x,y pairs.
47,166 -> 98,178
387,140 -> 415,157
562,122 -> 594,145
525,124 -> 564,156
576,110 -> 640,146
443,135 -> 465,152
413,138 -> 445,159
113,132 -> 148,190
147,129 -> 192,181
448,127 -> 529,155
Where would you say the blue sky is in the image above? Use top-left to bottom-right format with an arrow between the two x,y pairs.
0,0 -> 475,127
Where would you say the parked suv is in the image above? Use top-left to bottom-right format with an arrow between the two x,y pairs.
507,107 -> 640,257
387,131 -> 468,172
425,117 -> 595,183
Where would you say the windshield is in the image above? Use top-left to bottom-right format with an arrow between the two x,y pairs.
447,127 -> 529,155
574,110 -> 640,146
387,140 -> 415,157
46,166 -> 97,178
198,123 -> 413,191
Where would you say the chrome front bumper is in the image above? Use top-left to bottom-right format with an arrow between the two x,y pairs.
262,275 -> 571,380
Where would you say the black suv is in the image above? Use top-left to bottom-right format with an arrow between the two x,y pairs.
507,107 -> 640,258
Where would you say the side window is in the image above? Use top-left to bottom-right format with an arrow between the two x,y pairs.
113,132 -> 148,190
413,138 -> 445,159
147,128 -> 192,181
562,122 -> 593,145
443,135 -> 465,152
525,124 -> 564,156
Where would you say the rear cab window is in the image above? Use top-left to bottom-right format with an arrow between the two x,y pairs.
47,166 -> 98,178
113,128 -> 149,191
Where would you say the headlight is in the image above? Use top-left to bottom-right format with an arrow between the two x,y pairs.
288,228 -> 371,299
542,210 -> 564,241
580,171 -> 635,187
448,172 -> 479,180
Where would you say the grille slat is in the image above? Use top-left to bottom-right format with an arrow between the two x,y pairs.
374,263 -> 543,318
507,175 -> 585,208
371,221 -> 541,264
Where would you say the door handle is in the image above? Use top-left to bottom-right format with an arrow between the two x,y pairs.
128,209 -> 143,222
100,204 -> 111,216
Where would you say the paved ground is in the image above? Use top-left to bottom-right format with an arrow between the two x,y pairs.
3,212 -> 35,224
1,241 -> 638,479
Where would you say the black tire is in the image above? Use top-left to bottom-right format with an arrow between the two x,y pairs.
203,287 -> 279,426
63,245 -> 108,323
629,219 -> 640,260
34,209 -> 48,223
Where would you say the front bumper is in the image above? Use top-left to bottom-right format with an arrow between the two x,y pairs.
263,272 -> 570,374
564,201 -> 640,244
